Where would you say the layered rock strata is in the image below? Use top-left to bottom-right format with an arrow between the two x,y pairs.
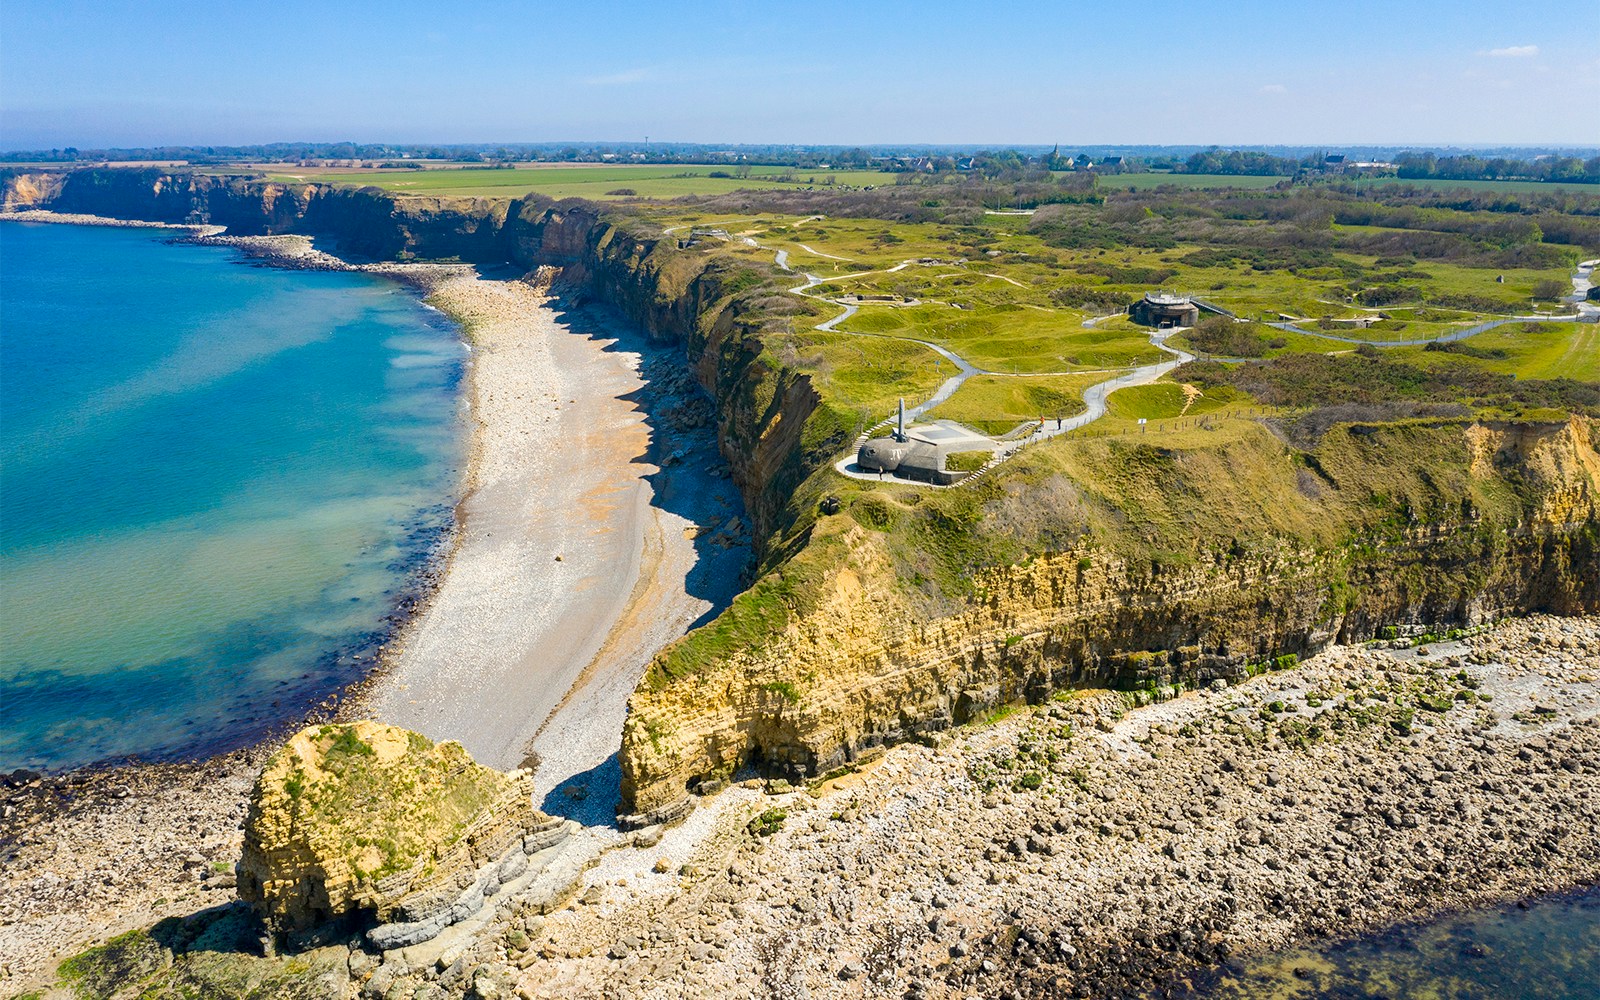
619,417 -> 1600,818
237,722 -> 576,949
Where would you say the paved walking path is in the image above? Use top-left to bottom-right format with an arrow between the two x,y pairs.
677,221 -> 1596,488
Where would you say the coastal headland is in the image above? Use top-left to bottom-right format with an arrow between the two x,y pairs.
2,167 -> 1598,997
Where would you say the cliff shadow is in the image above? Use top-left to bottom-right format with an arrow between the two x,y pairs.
538,751 -> 624,827
521,293 -> 754,828
542,292 -> 753,626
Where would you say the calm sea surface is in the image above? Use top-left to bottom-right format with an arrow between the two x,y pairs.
0,223 -> 465,770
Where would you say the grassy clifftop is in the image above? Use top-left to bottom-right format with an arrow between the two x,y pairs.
622,414 -> 1600,815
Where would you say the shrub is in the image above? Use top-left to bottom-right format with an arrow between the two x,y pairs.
327,727 -> 374,758
1533,278 -> 1569,300
1049,283 -> 1134,313
1175,353 -> 1600,416
748,808 -> 787,837
761,681 -> 800,704
1424,340 -> 1509,360
1183,315 -> 1277,357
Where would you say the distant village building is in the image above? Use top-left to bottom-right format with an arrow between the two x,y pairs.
1129,292 -> 1199,328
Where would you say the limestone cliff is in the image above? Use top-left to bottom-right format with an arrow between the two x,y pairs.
238,722 -> 573,949
618,417 -> 1600,816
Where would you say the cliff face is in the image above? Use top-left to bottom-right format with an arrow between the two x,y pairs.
238,722 -> 575,949
617,417 -> 1600,817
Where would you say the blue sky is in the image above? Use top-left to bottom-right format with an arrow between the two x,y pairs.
2,0 -> 1594,149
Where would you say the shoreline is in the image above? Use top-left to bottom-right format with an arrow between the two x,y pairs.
1,212 -> 746,793
5,616 -> 1594,994
0,209 -> 752,985
0,212 -> 474,778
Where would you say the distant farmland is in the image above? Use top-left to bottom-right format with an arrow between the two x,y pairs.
263,164 -> 893,200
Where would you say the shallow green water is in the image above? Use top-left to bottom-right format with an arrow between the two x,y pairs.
1194,889 -> 1600,999
0,222 -> 466,770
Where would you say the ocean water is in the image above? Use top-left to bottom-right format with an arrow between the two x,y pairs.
0,223 -> 466,771
1192,889 -> 1600,998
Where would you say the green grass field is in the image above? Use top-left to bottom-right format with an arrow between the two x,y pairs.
1390,321 -> 1600,382
1105,382 -> 1237,421
925,373 -> 1106,434
636,201 -> 1592,451
770,330 -> 949,425
267,164 -> 892,200
837,304 -> 1162,373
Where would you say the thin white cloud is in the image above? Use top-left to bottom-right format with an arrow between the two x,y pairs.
582,68 -> 649,86
1259,84 -> 1288,94
1481,45 -> 1539,58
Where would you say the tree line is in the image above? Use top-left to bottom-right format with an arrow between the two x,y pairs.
1395,153 -> 1600,184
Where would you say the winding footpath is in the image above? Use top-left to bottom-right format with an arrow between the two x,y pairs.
1194,258 -> 1599,347
731,222 -> 1594,486
772,240 -> 1190,483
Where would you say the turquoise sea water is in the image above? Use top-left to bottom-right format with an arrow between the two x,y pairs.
0,223 -> 465,771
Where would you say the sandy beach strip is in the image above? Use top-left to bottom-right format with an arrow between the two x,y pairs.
1,210 -> 748,799
355,275 -> 748,798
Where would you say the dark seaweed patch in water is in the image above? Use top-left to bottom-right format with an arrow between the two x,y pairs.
1188,888 -> 1600,999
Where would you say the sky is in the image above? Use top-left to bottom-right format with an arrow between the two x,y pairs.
2,0 -> 1595,150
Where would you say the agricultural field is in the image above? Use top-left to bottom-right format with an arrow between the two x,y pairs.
260,164 -> 891,200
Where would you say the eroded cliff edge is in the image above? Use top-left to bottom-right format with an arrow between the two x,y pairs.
619,417 -> 1599,814
9,168 -> 1596,826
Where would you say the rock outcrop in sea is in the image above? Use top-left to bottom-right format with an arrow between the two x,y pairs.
238,722 -> 577,951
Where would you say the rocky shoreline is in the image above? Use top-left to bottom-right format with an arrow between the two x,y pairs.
0,211 -> 754,993
4,615 -> 1596,997
475,613 -> 1600,1000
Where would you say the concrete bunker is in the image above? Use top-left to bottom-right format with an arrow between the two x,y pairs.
1130,292 -> 1199,328
857,400 -> 995,485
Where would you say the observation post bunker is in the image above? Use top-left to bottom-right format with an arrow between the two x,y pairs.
857,401 -> 995,485
1130,291 -> 1200,328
